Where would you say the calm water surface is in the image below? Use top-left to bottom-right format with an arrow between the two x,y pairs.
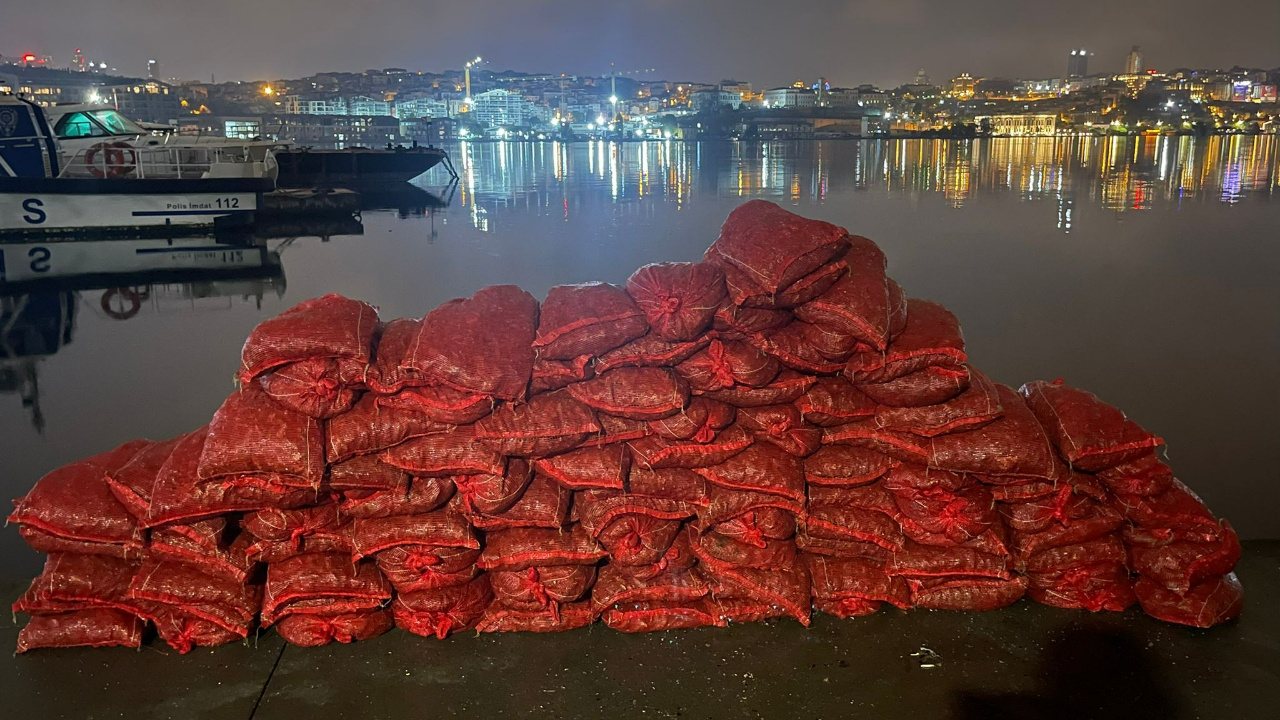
2,136 -> 1277,574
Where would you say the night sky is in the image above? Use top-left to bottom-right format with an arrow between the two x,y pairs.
4,0 -> 1277,85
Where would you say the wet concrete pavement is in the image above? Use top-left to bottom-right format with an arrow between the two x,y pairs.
5,541 -> 1278,720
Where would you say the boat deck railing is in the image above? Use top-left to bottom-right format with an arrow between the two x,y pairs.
58,145 -> 271,180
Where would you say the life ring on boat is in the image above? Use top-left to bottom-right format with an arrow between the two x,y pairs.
84,141 -> 137,179
101,288 -> 142,320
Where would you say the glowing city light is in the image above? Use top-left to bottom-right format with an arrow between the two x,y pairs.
596,114 -> 606,125
609,95 -> 618,104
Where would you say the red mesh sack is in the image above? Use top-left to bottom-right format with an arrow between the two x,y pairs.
491,564 -> 597,613
1110,479 -> 1222,534
374,384 -> 494,425
329,453 -> 410,492
382,427 -> 506,478
793,236 -> 908,350
771,259 -> 849,309
14,553 -> 140,617
627,424 -> 752,469
693,443 -> 805,503
881,464 -> 972,493
1020,379 -> 1164,472
890,485 -> 997,546
128,558 -> 260,634
578,414 -> 651,448
712,507 -> 796,548
401,285 -> 539,402
367,318 -> 426,394
325,394 -> 450,464
795,378 -> 876,427
1134,573 -> 1243,628
697,370 -> 816,408
885,539 -> 1011,580
595,515 -> 685,565
566,367 -> 689,421
704,199 -> 850,298
1010,502 -> 1126,559
806,554 -> 913,610
475,600 -> 596,633
1129,521 -> 1241,595
105,436 -> 181,519
648,398 -> 736,442
678,339 -> 780,392
749,323 -> 847,374
843,300 -> 966,383
871,368 -> 1003,437
377,545 -> 481,593
533,282 -> 648,360
150,518 -> 255,583
1027,562 -> 1136,612
1023,535 -> 1128,573
689,526 -> 798,571
534,445 -> 630,490
16,609 -> 145,653
350,508 -> 479,560
14,527 -> 138,560
261,553 -> 392,625
530,355 -> 595,394
601,598 -> 722,633
240,527 -> 354,565
804,500 -> 904,551
576,488 -> 700,540
244,503 -> 343,543
626,467 -> 710,505
810,481 -> 898,515
700,562 -> 812,625
478,526 -> 607,571
150,607 -> 245,653
713,300 -> 792,335
145,428 -> 315,528
1096,453 -> 1174,497
999,485 -> 1105,534
736,404 -> 822,457
453,459 -> 534,515
239,293 -> 378,383
798,319 -> 861,360
474,390 -> 600,456
804,445 -> 894,487
625,262 -> 726,341
697,484 -> 805,531
910,575 -> 1028,611
393,575 -> 493,637
987,479 -> 1060,503
339,477 -> 455,519
797,529 -> 892,562
198,385 -> 325,489
276,609 -> 393,647
464,474 -> 571,531
10,439 -> 149,552
857,364 -> 972,407
257,357 -> 359,419
594,334 -> 710,374
592,561 -> 709,610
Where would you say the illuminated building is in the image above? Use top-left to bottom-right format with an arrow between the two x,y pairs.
72,49 -> 86,73
469,89 -> 552,128
761,87 -> 816,108
395,96 -> 450,119
1124,46 -> 1144,75
147,59 -> 159,80
108,81 -> 181,123
949,73 -> 976,100
977,114 -> 1058,136
1068,49 -> 1090,78
348,95 -> 392,116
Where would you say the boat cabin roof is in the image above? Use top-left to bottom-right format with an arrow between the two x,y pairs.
43,105 -> 149,140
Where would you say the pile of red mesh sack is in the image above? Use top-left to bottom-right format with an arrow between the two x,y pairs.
8,199 -> 1243,652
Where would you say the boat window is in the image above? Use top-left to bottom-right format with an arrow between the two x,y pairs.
54,112 -> 109,138
90,110 -> 147,135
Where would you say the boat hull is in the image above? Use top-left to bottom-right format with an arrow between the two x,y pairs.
0,178 -> 269,238
0,237 -> 274,286
274,148 -> 447,187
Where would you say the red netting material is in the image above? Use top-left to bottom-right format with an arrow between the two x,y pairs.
239,293 -> 378,382
793,235 -> 908,351
628,424 -> 753,470
350,508 -> 479,559
705,199 -> 850,298
339,477 -> 455,519
104,436 -> 181,519
1020,379 -> 1164,472
262,553 -> 392,625
478,526 -> 607,570
694,443 -> 805,503
697,369 -> 816,408
402,285 -> 539,402
198,385 -> 325,488
566,367 -> 689,420
16,609 -> 145,653
594,334 -> 710,374
393,576 -> 493,637
678,339 -> 780,392
258,357 -> 360,419
463,474 -> 571,531
533,444 -> 630,490
533,282 -> 648,360
382,427 -> 507,478
625,262 -> 726,341
857,364 -> 972,407
844,299 -> 966,383
378,546 -> 481,593
649,397 -> 736,442
326,394 -> 450,463
795,378 -> 877,427
1133,573 -> 1243,628
276,609 -> 394,647
474,390 -> 600,456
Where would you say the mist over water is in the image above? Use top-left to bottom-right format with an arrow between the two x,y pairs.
2,136 -> 1276,573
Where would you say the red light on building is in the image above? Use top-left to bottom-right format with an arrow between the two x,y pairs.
23,54 -> 37,62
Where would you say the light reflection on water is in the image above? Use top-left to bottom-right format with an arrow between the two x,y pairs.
452,135 -> 1277,227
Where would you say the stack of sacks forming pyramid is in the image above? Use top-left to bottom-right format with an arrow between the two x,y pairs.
8,200 -> 1243,652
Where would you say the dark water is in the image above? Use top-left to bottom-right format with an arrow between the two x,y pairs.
2,136 -> 1277,574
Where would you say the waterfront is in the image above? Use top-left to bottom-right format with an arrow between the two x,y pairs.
1,135 -> 1277,573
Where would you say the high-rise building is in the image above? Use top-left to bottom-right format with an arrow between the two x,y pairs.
1124,46 -> 1144,75
1067,49 -> 1089,78
72,48 -> 86,72
147,59 -> 159,80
